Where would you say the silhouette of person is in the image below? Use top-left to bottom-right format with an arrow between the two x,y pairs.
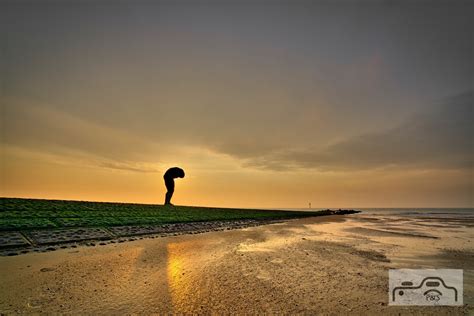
163,167 -> 185,205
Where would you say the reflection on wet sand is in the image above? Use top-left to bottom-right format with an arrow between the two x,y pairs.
167,242 -> 191,313
0,214 -> 472,314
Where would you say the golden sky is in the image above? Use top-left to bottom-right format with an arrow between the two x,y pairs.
1,2 -> 472,208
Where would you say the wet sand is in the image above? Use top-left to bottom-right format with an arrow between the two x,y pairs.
0,214 -> 472,314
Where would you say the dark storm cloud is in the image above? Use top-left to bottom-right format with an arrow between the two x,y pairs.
236,91 -> 473,171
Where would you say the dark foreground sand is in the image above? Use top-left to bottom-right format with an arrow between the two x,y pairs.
0,214 -> 472,315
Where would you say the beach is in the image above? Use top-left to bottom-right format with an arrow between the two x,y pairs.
0,211 -> 472,315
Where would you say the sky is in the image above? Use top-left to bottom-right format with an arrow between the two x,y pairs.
1,0 -> 473,208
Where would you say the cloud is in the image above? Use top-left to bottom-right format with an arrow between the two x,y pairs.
1,96 -> 165,172
97,161 -> 159,173
225,91 -> 473,171
3,90 -> 472,174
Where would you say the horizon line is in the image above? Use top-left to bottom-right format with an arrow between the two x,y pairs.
1,196 -> 472,210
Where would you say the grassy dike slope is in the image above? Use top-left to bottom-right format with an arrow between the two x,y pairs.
0,198 -> 344,231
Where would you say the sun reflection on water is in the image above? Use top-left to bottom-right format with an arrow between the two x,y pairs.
166,242 -> 193,311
